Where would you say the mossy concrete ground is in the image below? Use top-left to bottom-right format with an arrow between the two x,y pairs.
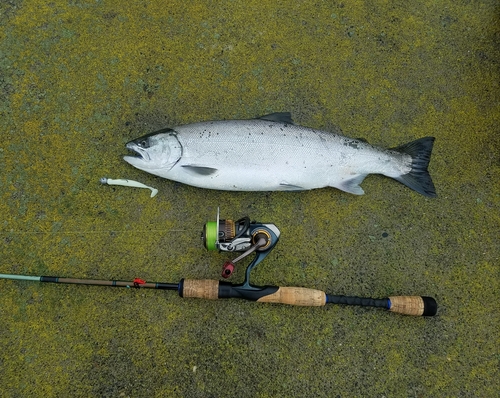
1,0 -> 498,396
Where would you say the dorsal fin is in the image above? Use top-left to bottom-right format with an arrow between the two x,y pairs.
257,112 -> 294,124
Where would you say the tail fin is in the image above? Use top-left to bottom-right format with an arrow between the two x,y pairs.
392,137 -> 437,197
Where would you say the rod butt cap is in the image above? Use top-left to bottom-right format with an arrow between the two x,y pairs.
421,296 -> 438,316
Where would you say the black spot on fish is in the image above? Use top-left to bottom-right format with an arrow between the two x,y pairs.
343,140 -> 360,149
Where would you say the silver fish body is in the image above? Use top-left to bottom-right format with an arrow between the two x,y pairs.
124,113 -> 436,197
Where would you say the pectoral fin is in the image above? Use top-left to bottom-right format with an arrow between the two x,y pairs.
181,165 -> 218,176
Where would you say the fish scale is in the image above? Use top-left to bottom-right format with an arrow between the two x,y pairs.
124,112 -> 436,197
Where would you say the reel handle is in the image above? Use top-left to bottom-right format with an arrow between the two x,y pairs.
178,279 -> 437,316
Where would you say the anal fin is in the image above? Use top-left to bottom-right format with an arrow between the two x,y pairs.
337,175 -> 367,195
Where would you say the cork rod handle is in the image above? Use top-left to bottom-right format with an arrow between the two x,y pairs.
256,286 -> 327,306
388,296 -> 437,316
181,279 -> 219,300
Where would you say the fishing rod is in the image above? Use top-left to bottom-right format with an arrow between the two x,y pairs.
0,210 -> 437,316
0,274 -> 436,316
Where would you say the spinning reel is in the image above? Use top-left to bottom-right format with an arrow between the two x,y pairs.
202,208 -> 280,279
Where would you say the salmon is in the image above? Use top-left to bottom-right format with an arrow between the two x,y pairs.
124,112 -> 436,197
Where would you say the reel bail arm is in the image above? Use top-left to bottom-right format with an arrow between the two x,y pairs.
222,235 -> 268,278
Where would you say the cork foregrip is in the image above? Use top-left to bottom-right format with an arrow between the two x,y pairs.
182,279 -> 219,300
257,287 -> 327,306
388,296 -> 425,316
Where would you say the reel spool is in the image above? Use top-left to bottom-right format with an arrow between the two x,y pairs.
202,208 -> 251,251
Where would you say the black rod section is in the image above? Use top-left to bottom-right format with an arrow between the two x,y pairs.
326,294 -> 389,309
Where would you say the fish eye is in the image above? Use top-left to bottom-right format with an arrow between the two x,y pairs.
139,139 -> 148,148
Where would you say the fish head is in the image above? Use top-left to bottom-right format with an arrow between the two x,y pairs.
124,128 -> 182,173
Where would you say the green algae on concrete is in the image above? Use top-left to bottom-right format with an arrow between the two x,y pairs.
1,0 -> 499,397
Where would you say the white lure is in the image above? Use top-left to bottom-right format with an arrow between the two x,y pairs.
100,177 -> 158,198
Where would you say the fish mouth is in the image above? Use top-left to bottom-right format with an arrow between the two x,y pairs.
125,142 -> 150,162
